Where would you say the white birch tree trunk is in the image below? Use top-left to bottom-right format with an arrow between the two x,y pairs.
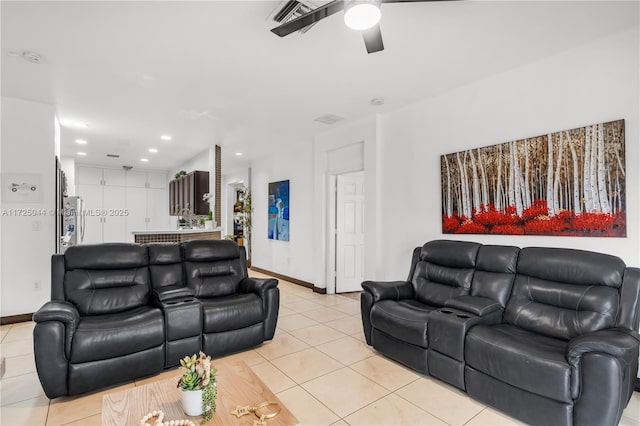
589,125 -> 600,212
508,143 -> 515,212
546,134 -> 555,215
496,145 -> 503,211
567,131 -> 581,214
596,123 -> 611,214
553,133 -> 563,215
456,151 -> 470,218
513,142 -> 524,216
444,156 -> 452,217
583,126 -> 593,212
478,149 -> 489,209
469,149 -> 481,214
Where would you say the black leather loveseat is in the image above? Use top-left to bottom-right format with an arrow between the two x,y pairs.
33,240 -> 278,399
361,240 -> 640,426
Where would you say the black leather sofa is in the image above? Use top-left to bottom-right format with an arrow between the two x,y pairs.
361,240 -> 640,426
33,240 -> 279,399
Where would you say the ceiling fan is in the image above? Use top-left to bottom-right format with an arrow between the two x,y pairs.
270,0 -> 458,54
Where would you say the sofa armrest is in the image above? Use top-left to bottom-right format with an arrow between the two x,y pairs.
33,300 -> 79,327
567,328 -> 640,402
567,328 -> 640,365
152,285 -> 195,303
240,277 -> 278,296
32,301 -> 80,398
361,280 -> 413,304
444,295 -> 502,316
240,277 -> 279,341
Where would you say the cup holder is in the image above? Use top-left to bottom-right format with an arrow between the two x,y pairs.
166,301 -> 178,305
440,310 -> 454,314
456,314 -> 471,319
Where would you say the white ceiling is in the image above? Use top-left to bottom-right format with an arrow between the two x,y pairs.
2,1 -> 637,172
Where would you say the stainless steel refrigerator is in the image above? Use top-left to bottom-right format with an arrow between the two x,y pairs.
61,196 -> 84,252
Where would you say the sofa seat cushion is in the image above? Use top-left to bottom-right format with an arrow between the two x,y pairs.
70,306 -> 164,364
370,299 -> 435,348
466,324 -> 571,402
201,293 -> 264,333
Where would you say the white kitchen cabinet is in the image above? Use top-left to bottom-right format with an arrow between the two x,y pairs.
103,168 -> 126,186
126,171 -> 148,188
76,165 -> 168,243
78,166 -> 126,186
77,166 -> 103,185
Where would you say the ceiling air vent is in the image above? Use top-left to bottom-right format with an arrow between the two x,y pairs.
106,154 -> 120,158
271,0 -> 330,34
314,114 -> 344,125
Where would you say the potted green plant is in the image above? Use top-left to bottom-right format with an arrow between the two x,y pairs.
177,352 -> 217,422
202,193 -> 215,229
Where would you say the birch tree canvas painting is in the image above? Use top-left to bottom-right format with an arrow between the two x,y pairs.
441,119 -> 626,237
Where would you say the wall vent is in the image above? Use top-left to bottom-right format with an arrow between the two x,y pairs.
271,0 -> 330,34
106,154 -> 120,158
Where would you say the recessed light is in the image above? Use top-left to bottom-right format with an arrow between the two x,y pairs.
77,152 -> 87,156
140,158 -> 149,162
160,135 -> 172,141
148,148 -> 158,153
75,139 -> 87,145
370,98 -> 384,106
235,152 -> 243,156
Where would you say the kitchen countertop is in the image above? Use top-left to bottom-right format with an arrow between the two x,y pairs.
131,228 -> 222,235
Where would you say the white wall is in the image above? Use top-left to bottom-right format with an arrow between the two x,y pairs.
1,97 -> 56,316
168,148 -> 211,184
251,141 -> 315,282
61,156 -> 76,196
378,27 -> 640,279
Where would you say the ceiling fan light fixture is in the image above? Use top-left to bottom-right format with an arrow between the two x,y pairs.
344,0 -> 381,31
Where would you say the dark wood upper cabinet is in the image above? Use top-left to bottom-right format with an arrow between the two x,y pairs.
169,170 -> 209,216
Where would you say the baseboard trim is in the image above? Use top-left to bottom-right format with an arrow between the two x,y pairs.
250,266 -> 322,292
1,313 -> 33,325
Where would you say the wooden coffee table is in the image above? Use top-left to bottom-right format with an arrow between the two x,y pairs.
102,360 -> 299,425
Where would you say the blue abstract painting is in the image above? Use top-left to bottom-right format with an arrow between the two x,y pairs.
268,180 -> 289,241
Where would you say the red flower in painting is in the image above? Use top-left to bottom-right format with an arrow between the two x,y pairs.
455,221 -> 487,234
442,215 -> 460,233
522,200 -> 549,221
491,225 -> 525,235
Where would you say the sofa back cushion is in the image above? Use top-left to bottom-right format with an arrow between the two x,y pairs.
471,245 -> 519,307
505,247 -> 625,340
63,244 -> 150,316
148,243 -> 184,288
183,240 -> 246,298
410,240 -> 481,307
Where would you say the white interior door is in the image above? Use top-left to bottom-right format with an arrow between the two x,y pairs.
336,172 -> 364,293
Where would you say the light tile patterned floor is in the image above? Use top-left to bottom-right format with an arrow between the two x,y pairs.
1,271 -> 639,425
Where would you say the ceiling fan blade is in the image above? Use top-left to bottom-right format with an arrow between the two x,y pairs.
381,0 -> 461,3
362,24 -> 384,54
271,0 -> 345,37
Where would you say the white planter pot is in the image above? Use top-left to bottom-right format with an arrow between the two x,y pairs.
204,220 -> 216,230
180,389 -> 203,416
